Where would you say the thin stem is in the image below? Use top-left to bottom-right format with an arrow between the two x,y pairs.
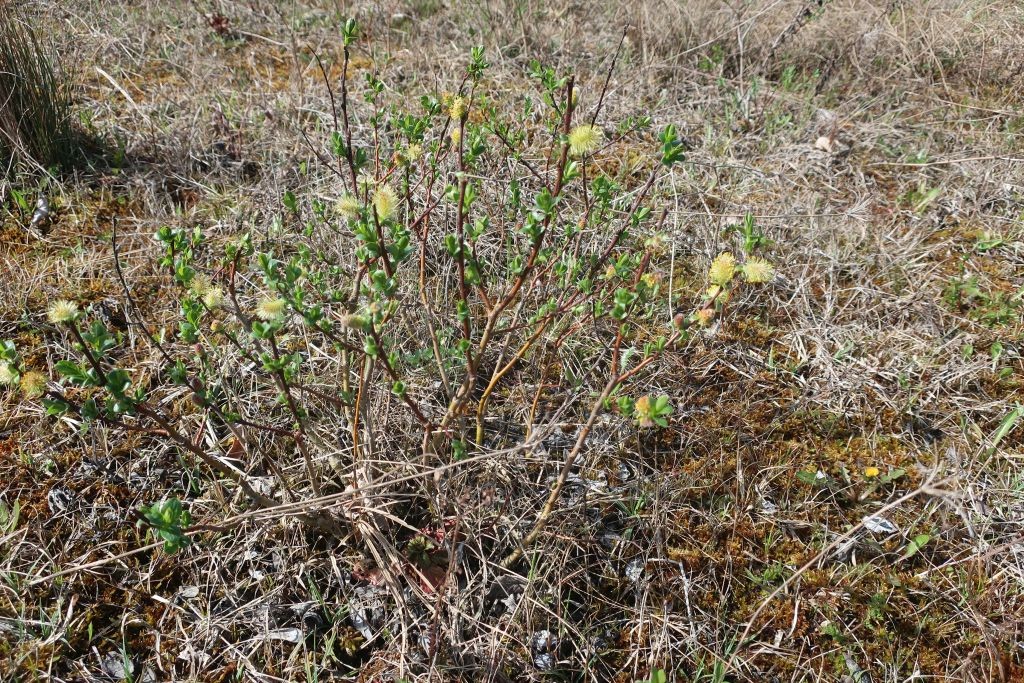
501,329 -> 682,567
65,322 -> 106,386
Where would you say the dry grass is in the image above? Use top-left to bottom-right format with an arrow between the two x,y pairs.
0,7 -> 77,171
1,1 -> 1023,681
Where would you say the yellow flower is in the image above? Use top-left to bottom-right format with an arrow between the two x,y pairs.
202,288 -> 224,309
20,371 -> 47,398
406,144 -> 423,162
633,396 -> 655,428
0,362 -> 17,385
695,308 -> 715,327
188,275 -> 223,309
864,466 -> 880,478
568,124 -> 602,157
47,300 -> 79,324
372,185 -> 398,221
256,297 -> 287,321
644,233 -> 669,256
339,314 -> 369,331
641,273 -> 660,288
708,252 -> 737,286
336,193 -> 361,220
449,127 -> 462,145
742,258 -> 775,284
448,96 -> 467,120
189,274 -> 213,297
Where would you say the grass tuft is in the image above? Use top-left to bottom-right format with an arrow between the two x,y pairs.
0,10 -> 76,170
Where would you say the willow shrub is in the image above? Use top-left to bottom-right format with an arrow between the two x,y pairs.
1,21 -> 773,563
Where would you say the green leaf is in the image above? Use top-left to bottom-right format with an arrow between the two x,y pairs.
342,17 -> 359,46
795,470 -> 821,486
330,131 -> 347,158
641,669 -> 667,683
282,190 -> 299,214
990,340 -> 1004,363
105,369 -> 132,397
43,397 -> 70,416
140,498 -> 192,554
990,404 -> 1023,452
658,125 -> 685,166
902,533 -> 931,560
451,439 -> 467,461
55,360 -> 96,386
81,398 -> 100,421
0,499 -> 20,532
169,359 -> 188,385
363,336 -> 378,357
879,467 -> 906,484
251,321 -> 274,339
